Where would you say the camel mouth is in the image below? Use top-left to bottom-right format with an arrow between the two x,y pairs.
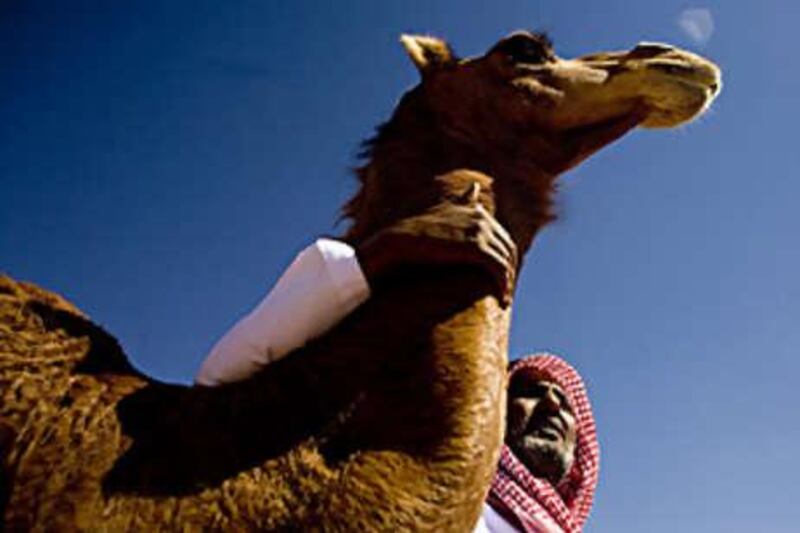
647,60 -> 722,95
640,77 -> 720,128
626,55 -> 722,128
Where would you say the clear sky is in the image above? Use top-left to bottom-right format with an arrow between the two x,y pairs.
2,1 -> 798,531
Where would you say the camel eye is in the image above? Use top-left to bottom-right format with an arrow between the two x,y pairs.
497,35 -> 551,65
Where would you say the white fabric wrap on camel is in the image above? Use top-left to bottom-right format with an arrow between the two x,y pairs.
195,238 -> 370,386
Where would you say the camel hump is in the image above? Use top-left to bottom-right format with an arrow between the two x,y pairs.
0,274 -> 141,380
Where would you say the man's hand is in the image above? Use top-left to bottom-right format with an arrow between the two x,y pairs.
356,184 -> 518,306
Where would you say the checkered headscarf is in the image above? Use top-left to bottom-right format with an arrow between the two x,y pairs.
487,354 -> 600,533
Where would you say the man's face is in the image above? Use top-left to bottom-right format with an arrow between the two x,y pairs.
505,370 -> 577,485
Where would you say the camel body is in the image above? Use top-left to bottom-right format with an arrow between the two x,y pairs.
0,32 -> 721,530
0,263 -> 507,531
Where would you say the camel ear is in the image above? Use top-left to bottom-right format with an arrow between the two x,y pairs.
400,34 -> 456,74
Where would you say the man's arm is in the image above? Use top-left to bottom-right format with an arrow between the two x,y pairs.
196,193 -> 516,386
196,239 -> 371,385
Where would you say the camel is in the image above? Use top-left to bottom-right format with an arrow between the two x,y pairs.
0,32 -> 720,531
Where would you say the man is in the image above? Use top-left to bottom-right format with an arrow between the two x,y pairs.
477,354 -> 599,533
197,200 -> 599,532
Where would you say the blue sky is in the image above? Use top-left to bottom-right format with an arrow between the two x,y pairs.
2,1 -> 798,531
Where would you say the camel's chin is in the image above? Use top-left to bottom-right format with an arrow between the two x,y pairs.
639,84 -> 717,128
640,103 -> 710,128
640,113 -> 685,129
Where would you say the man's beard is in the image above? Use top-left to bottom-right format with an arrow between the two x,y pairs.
515,435 -> 574,486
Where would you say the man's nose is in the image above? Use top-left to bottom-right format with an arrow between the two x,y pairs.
540,387 -> 562,411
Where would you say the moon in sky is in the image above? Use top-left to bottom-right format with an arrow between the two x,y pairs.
678,8 -> 715,46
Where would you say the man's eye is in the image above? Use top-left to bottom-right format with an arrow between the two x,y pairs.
526,383 -> 546,396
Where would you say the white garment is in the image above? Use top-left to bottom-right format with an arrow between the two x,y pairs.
474,503 -> 519,533
195,238 -> 519,531
196,238 -> 370,386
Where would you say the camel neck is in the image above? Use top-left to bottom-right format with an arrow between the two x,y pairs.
343,93 -> 558,256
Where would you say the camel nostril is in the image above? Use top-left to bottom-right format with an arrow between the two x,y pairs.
709,82 -> 720,94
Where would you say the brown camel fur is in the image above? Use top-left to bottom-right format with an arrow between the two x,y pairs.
0,32 -> 720,531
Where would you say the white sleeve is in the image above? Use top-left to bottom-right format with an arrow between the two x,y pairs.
473,513 -> 492,533
195,238 -> 370,386
478,504 -> 518,533
479,502 -> 563,533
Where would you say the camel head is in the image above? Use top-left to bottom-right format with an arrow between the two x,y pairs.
400,31 -> 720,170
346,31 -> 721,250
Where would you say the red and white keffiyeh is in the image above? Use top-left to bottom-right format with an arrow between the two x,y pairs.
487,354 -> 600,533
